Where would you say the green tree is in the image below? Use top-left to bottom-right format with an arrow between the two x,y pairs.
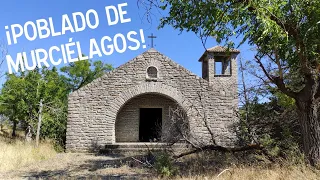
0,58 -> 112,147
0,57 -> 112,149
147,0 -> 320,165
39,67 -> 68,145
0,67 -> 68,142
30,67 -> 69,146
61,59 -> 113,92
0,72 -> 27,137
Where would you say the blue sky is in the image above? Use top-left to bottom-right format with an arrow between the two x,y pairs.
0,0 -> 255,81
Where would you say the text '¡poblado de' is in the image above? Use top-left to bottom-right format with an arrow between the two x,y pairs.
5,3 -> 147,74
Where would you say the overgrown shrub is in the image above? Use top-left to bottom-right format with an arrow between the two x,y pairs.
154,151 -> 177,177
237,97 -> 305,164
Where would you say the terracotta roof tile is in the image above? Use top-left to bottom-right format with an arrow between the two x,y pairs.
206,46 -> 240,53
198,46 -> 240,61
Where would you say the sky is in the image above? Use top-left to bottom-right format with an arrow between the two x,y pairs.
0,0 -> 256,84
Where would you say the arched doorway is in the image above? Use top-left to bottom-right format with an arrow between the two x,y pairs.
115,93 -> 184,143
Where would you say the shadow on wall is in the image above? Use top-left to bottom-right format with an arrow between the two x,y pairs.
90,137 -> 102,153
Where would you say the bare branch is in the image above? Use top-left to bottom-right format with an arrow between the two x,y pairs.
254,55 -> 298,99
0,41 -> 8,78
173,144 -> 263,159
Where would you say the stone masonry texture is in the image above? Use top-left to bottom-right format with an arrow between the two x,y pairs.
66,48 -> 239,152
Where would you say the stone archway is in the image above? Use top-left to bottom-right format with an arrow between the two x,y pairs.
107,82 -> 192,143
115,93 -> 180,142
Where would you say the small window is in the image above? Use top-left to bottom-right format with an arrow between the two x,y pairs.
214,57 -> 231,77
147,66 -> 158,79
214,61 -> 223,75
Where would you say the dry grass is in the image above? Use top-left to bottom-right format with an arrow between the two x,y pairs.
1,126 -> 319,179
152,150 -> 320,180
0,129 -> 57,172
172,165 -> 320,180
0,143 -> 319,179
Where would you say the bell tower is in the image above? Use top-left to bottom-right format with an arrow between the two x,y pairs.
199,46 -> 239,81
199,46 -> 240,97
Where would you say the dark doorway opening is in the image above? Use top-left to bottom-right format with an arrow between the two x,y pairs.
139,108 -> 162,142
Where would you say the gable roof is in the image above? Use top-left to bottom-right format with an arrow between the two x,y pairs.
115,48 -> 203,80
69,48 -> 211,96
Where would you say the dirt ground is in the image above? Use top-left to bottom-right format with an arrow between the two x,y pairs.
0,153 -> 153,180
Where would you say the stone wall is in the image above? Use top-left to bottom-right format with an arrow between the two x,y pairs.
66,48 -> 238,152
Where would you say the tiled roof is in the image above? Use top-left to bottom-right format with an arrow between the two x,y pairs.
206,46 -> 240,53
198,46 -> 240,61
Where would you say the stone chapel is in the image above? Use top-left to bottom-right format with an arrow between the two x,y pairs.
66,46 -> 240,152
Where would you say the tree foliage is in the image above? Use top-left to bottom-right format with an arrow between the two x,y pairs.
61,59 -> 113,91
148,0 -> 320,165
0,59 -> 112,148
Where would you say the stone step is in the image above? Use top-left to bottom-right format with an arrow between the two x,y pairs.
100,148 -> 189,154
104,143 -> 190,149
100,143 -> 191,154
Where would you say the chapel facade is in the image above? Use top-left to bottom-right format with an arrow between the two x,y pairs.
66,46 -> 240,152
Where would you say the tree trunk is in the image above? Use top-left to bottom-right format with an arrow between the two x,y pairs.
25,125 -> 32,142
36,99 -> 43,147
12,121 -> 17,137
297,100 -> 320,166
